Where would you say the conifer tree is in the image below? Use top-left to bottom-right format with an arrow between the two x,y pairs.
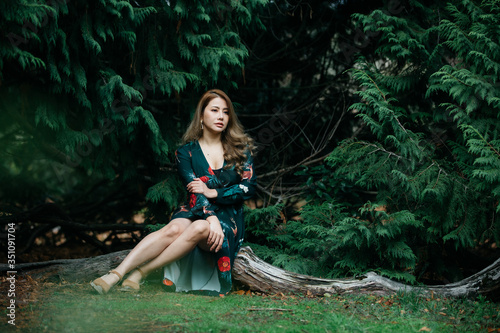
316,0 -> 499,282
0,0 -> 266,245
245,0 -> 499,283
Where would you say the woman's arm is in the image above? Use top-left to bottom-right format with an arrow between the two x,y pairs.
175,146 -> 218,219
214,153 -> 257,205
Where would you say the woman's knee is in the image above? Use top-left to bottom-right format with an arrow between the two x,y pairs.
188,220 -> 210,239
160,220 -> 188,238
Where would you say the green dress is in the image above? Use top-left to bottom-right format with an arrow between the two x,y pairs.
163,140 -> 256,296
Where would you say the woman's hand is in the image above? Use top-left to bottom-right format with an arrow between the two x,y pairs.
206,216 -> 224,252
187,178 -> 217,198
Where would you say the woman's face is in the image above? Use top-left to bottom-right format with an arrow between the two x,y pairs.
202,97 -> 229,134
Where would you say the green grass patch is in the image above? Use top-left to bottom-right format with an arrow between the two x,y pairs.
2,278 -> 499,332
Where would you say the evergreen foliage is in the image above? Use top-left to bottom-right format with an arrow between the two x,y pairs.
2,0 -> 498,285
0,0 -> 266,225
308,0 -> 499,281
244,0 -> 499,283
243,204 -> 321,275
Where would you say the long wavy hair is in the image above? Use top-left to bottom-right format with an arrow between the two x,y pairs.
182,89 -> 255,175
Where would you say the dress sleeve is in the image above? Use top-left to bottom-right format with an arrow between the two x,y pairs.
215,152 -> 257,205
176,146 -> 217,219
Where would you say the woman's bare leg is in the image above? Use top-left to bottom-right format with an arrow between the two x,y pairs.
114,218 -> 193,275
122,219 -> 210,284
93,218 -> 192,288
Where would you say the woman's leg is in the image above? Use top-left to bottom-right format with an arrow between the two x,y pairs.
114,218 -> 193,276
91,218 -> 192,291
122,219 -> 211,284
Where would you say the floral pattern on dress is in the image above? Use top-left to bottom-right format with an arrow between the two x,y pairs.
217,256 -> 231,272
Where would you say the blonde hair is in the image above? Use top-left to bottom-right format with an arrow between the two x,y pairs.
182,89 -> 255,175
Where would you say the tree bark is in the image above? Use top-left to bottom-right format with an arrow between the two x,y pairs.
232,247 -> 500,300
2,250 -> 132,283
2,247 -> 499,300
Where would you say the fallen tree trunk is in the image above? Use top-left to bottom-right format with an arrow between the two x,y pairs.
233,248 -> 500,300
2,247 -> 499,300
1,250 -> 132,283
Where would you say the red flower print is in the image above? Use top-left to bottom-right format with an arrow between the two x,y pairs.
189,194 -> 197,208
199,176 -> 209,183
163,278 -> 174,286
203,206 -> 213,215
217,256 -> 231,272
208,167 -> 215,175
242,165 -> 253,180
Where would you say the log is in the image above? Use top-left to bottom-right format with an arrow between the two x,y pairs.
232,247 -> 500,300
0,250 -> 132,282
2,247 -> 499,300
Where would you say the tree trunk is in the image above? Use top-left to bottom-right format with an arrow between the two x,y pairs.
232,247 -> 500,300
3,250 -> 132,282
2,247 -> 499,300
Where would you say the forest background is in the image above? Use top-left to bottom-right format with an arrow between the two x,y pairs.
1,0 -> 499,288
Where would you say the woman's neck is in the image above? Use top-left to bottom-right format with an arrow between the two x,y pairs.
199,132 -> 222,147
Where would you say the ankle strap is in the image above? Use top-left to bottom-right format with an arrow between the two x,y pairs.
109,270 -> 123,281
136,267 -> 146,278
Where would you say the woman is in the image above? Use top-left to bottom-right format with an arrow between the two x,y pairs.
91,89 -> 256,296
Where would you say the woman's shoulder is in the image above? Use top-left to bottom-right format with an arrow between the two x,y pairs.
177,141 -> 199,153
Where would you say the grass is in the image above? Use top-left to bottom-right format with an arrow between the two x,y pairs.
1,275 -> 499,332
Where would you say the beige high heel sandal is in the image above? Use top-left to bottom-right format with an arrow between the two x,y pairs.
120,267 -> 146,291
90,270 -> 123,294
